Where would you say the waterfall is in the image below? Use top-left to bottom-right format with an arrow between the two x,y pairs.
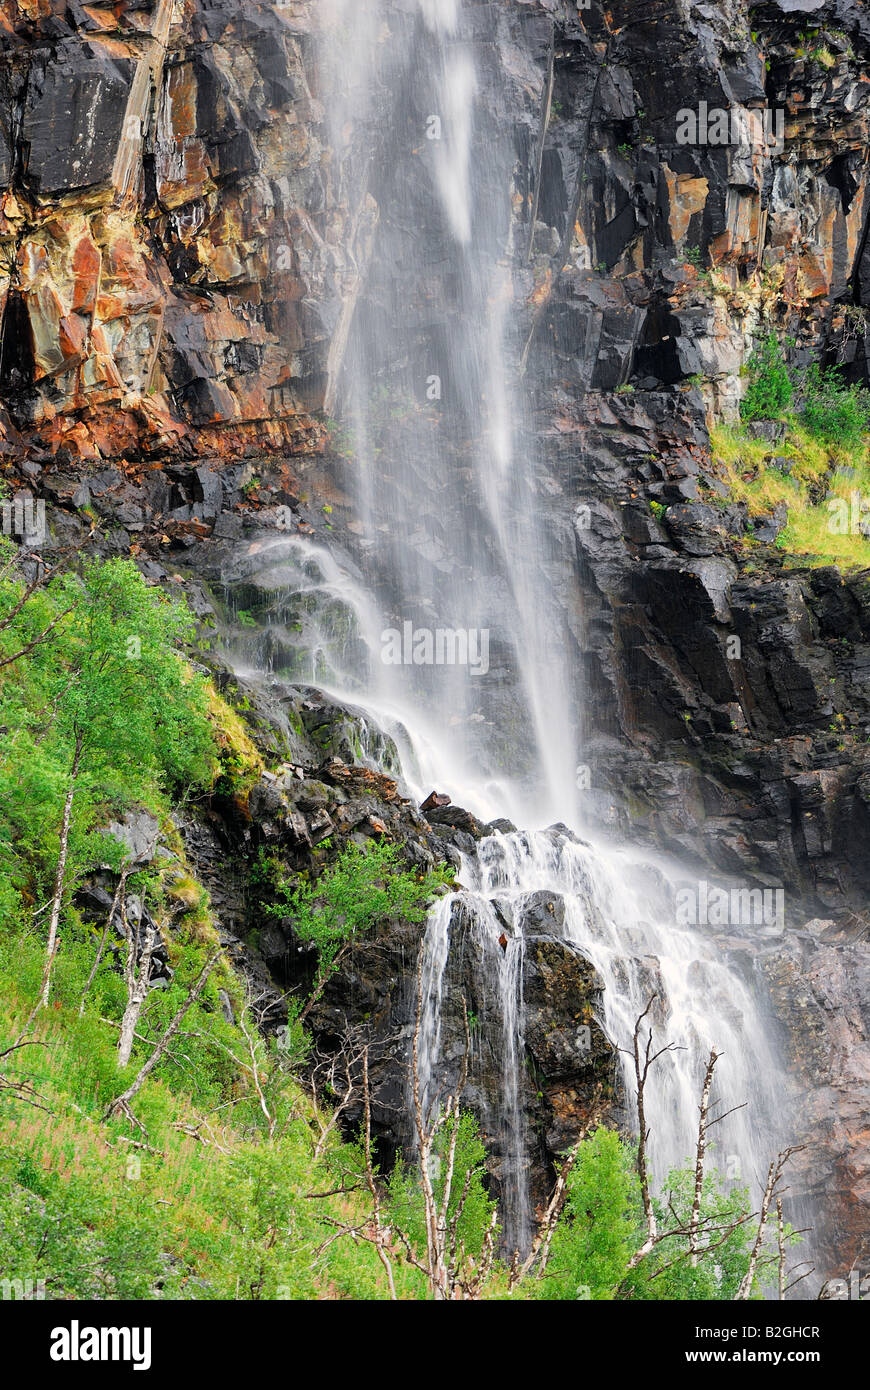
415,828 -> 791,1257
233,0 -> 813,1274
418,874 -> 531,1251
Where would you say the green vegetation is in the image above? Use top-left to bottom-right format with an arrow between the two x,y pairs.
0,551 -> 217,959
739,334 -> 793,422
265,839 -> 452,1021
389,1111 -> 497,1268
739,334 -> 870,443
536,1129 -> 765,1300
0,550 -> 437,1298
710,334 -> 870,569
801,362 -> 870,448
710,419 -> 870,569
0,936 -> 434,1300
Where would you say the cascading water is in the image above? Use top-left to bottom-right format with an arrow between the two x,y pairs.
415,827 -> 794,1258
229,0 -> 814,1276
417,875 -> 532,1251
304,0 -> 584,829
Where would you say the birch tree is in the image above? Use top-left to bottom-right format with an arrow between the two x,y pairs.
30,558 -> 215,1006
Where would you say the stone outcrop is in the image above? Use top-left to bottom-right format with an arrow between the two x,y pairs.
0,0 -> 337,462
757,919 -> 870,1276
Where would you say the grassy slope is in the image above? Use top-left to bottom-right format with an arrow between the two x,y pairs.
0,562 -> 414,1300
709,420 -> 870,570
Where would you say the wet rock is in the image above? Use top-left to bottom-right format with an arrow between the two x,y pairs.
102,810 -> 160,865
423,803 -> 487,839
760,924 -> 870,1279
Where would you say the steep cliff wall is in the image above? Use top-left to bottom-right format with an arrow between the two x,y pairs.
7,0 -> 870,900
0,0 -> 338,463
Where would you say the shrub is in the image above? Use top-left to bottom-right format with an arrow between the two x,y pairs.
799,362 -> 870,448
537,1127 -> 762,1301
740,334 -> 793,421
267,840 -> 452,1009
388,1110 -> 498,1267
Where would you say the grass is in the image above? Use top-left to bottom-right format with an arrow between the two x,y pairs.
0,935 -> 428,1300
709,420 -> 870,570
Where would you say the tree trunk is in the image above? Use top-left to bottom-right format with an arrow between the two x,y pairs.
105,950 -> 220,1120
117,917 -> 159,1069
40,731 -> 83,1008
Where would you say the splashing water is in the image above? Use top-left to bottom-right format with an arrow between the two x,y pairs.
417,880 -> 531,1250
416,829 -> 790,1255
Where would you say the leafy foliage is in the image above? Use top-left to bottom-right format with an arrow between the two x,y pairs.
267,839 -> 452,1003
740,334 -> 793,421
537,1128 -> 759,1301
798,362 -> 870,448
0,552 -> 217,930
388,1110 -> 498,1265
0,551 -> 788,1303
537,1128 -> 641,1299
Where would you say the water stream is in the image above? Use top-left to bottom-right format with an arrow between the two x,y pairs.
415,830 -> 789,1255
237,0 -> 810,1271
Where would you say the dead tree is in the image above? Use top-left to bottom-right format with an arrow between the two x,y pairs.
321,949 -> 497,1301
620,1001 -> 757,1286
623,995 -> 683,1269
614,1003 -> 811,1297
362,1045 -> 397,1300
307,1024 -> 378,1160
117,894 -> 161,1069
735,1145 -> 805,1301
181,985 -> 293,1143
0,1038 -> 51,1112
776,1195 -> 786,1301
104,949 -> 220,1124
407,948 -> 500,1300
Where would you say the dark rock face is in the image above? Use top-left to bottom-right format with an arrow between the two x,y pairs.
756,921 -> 870,1277
23,40 -> 133,197
522,929 -> 616,1161
0,0 -> 335,459
4,0 -> 870,910
307,876 -> 619,1226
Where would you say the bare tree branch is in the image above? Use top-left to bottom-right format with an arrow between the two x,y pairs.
735,1146 -> 804,1300
690,1047 -> 720,1266
104,950 -> 220,1122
